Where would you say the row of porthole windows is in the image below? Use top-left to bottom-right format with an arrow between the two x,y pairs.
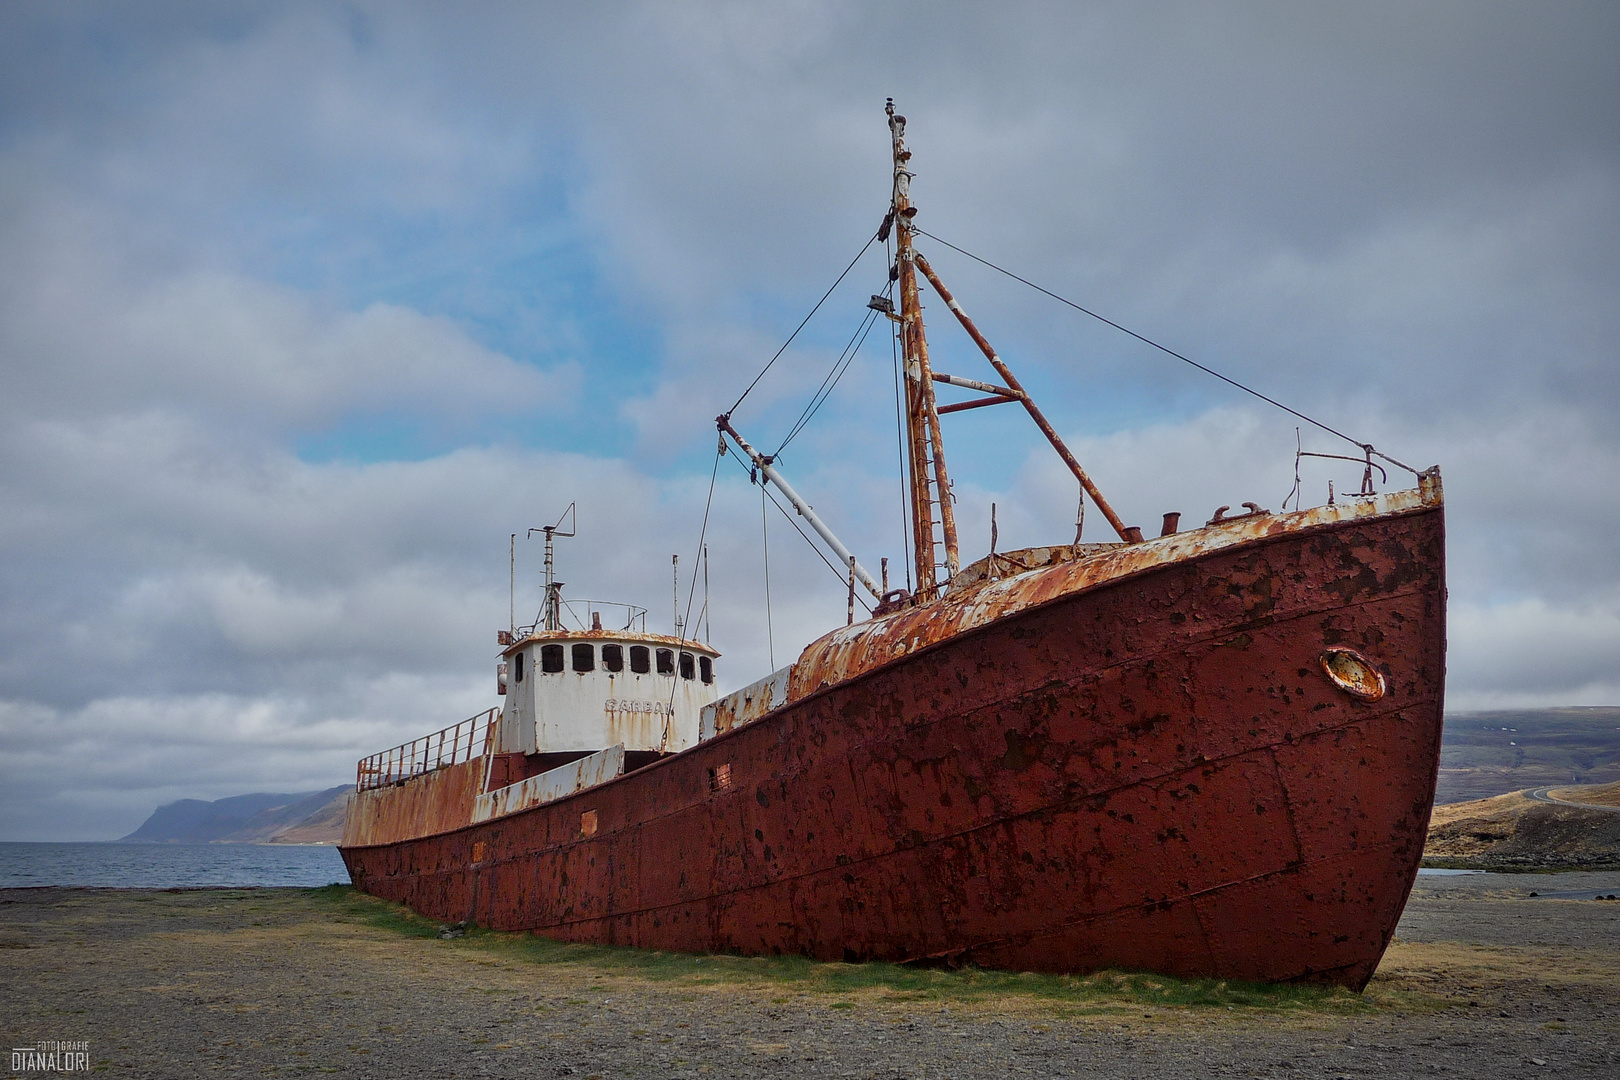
512,644 -> 714,684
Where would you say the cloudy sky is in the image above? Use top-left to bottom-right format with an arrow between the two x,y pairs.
2,2 -> 1615,840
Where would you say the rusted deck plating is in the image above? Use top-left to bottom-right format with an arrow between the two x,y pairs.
343,481 -> 1445,988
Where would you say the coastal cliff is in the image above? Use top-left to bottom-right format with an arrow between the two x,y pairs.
121,786 -> 350,845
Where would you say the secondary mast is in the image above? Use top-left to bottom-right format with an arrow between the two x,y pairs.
528,503 -> 576,632
889,100 -> 959,601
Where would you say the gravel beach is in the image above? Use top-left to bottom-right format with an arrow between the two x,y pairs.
3,872 -> 1618,1078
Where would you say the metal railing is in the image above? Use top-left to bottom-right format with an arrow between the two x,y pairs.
356,708 -> 497,791
516,599 -> 648,637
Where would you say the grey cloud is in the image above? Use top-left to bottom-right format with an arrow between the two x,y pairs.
0,216 -> 575,436
499,3 -> 1619,435
0,2 -> 1614,839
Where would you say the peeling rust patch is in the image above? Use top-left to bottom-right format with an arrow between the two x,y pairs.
785,483 -> 1439,703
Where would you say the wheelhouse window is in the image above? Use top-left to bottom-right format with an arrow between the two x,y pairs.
699,655 -> 713,684
572,643 -> 595,672
679,651 -> 696,681
656,648 -> 674,675
602,644 -> 624,673
541,644 -> 564,673
630,645 -> 650,674
513,651 -> 525,682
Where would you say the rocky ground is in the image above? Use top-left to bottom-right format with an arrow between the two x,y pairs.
2,874 -> 1618,1079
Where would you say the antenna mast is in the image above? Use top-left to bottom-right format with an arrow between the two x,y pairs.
528,503 -> 576,632
889,100 -> 959,600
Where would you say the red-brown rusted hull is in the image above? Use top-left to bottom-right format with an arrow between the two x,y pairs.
341,504 -> 1444,988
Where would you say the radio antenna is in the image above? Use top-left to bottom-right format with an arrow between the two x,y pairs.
527,503 -> 576,632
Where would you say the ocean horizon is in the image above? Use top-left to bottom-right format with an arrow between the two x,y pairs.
0,841 -> 351,889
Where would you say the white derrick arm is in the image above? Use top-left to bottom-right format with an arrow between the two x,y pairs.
717,417 -> 882,600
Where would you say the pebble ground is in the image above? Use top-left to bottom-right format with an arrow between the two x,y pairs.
3,871 -> 1618,1078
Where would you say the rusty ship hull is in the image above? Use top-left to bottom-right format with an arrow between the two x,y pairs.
341,488 -> 1444,988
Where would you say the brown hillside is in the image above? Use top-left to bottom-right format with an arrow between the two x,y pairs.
267,790 -> 349,845
1425,782 -> 1620,869
1549,780 -> 1620,807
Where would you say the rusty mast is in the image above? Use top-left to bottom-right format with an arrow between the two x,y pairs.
887,101 -> 1136,600
708,99 -> 1157,624
888,101 -> 960,601
713,102 -> 1135,612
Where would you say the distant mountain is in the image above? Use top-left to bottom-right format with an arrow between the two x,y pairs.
265,789 -> 351,845
1438,707 -> 1620,804
121,785 -> 351,844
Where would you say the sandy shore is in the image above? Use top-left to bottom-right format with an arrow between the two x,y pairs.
3,873 -> 1618,1078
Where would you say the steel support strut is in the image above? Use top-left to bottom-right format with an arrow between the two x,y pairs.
913,252 -> 1133,543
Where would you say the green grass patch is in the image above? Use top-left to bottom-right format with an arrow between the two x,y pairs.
306,883 -> 446,940
303,885 -> 1416,1015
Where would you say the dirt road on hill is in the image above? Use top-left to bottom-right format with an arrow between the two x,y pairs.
2,874 -> 1618,1078
1529,785 -> 1620,813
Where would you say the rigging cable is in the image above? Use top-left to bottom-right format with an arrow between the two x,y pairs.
726,227 -> 884,418
760,484 -> 775,669
774,306 -> 878,454
679,446 -> 723,644
914,227 -> 1416,472
666,445 -> 724,725
774,282 -> 889,456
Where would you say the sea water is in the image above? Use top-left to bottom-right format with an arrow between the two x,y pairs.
0,842 -> 351,889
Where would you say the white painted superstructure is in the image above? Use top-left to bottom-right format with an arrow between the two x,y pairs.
497,631 -> 720,755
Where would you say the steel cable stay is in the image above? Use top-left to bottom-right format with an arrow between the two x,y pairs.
773,284 -> 890,458
913,227 -> 1420,478
681,445 -> 722,640
678,231 -> 882,701
726,227 -> 885,418
665,446 -> 724,730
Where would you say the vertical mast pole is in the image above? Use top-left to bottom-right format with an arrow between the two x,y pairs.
532,503 -> 575,633
543,527 -> 557,631
889,103 -> 935,596
889,100 -> 960,600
